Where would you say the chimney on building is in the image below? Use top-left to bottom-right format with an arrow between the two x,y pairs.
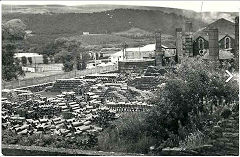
208,28 -> 219,60
176,28 -> 183,62
155,30 -> 163,66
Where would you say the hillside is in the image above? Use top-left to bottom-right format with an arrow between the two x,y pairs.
113,27 -> 152,37
2,4 -> 237,23
64,34 -> 140,46
2,8 -> 207,49
2,8 -> 206,36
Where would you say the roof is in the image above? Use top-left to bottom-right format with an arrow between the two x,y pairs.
14,53 -> 43,58
203,50 -> 234,60
193,18 -> 235,41
110,43 -> 175,62
119,59 -> 155,63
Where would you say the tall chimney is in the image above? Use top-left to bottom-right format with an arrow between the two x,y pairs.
155,30 -> 163,66
208,28 -> 219,60
235,16 -> 239,54
155,30 -> 162,51
185,20 -> 193,34
234,16 -> 239,70
176,28 -> 183,62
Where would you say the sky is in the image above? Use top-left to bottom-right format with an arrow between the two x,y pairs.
1,1 -> 240,12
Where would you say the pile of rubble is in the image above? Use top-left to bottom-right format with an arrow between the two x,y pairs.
128,76 -> 166,90
2,91 -> 117,138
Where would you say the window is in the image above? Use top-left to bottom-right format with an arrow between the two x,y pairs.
225,37 -> 231,49
198,38 -> 204,50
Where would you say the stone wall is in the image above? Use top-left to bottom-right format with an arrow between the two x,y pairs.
2,144 -> 144,156
209,110 -> 239,155
2,65 -> 118,90
159,110 -> 239,156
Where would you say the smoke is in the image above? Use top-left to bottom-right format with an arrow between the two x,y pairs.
202,12 -> 236,23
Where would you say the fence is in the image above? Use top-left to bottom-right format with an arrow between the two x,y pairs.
2,65 -> 118,90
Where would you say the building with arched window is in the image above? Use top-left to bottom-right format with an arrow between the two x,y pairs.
225,37 -> 231,49
192,18 -> 236,57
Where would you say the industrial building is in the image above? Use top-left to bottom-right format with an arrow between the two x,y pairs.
14,53 -> 44,65
176,17 -> 239,62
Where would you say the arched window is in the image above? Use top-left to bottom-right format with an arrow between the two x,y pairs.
225,37 -> 231,49
198,38 -> 204,50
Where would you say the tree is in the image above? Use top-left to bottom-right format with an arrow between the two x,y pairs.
28,57 -> 32,65
21,56 -> 27,66
2,19 -> 27,81
63,54 -> 74,72
43,55 -> 49,64
2,19 -> 26,40
2,43 -> 24,81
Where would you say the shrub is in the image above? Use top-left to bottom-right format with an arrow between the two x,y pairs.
97,112 -> 156,154
179,130 -> 207,149
220,107 -> 232,119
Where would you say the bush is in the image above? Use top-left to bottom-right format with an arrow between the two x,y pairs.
220,107 -> 232,119
97,112 -> 156,154
179,130 -> 207,149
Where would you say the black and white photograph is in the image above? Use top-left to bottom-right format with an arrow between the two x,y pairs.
1,1 -> 239,156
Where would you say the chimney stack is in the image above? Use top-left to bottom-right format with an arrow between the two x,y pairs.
155,30 -> 162,52
155,30 -> 163,66
176,28 -> 183,62
208,28 -> 219,60
185,20 -> 193,34
235,16 -> 239,53
184,21 -> 193,57
234,16 -> 239,70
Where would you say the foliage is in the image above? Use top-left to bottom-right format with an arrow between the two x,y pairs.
21,56 -> 27,66
43,54 -> 49,64
146,57 -> 238,149
2,43 -> 25,81
97,112 -> 156,154
62,54 -> 74,72
94,109 -> 116,128
2,19 -> 26,81
220,107 -> 232,119
98,57 -> 238,154
27,57 -> 32,65
178,130 -> 207,149
2,129 -> 98,149
2,19 -> 26,40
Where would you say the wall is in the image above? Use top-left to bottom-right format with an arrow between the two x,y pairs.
118,60 -> 155,73
2,65 -> 118,90
2,144 -> 143,156
159,108 -> 239,156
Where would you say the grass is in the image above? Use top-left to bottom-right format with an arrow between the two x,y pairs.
97,112 -> 157,154
178,130 -> 208,150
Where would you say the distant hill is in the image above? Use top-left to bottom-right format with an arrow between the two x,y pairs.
2,5 -> 238,50
65,34 -> 136,46
2,8 -> 206,36
113,27 -> 152,37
